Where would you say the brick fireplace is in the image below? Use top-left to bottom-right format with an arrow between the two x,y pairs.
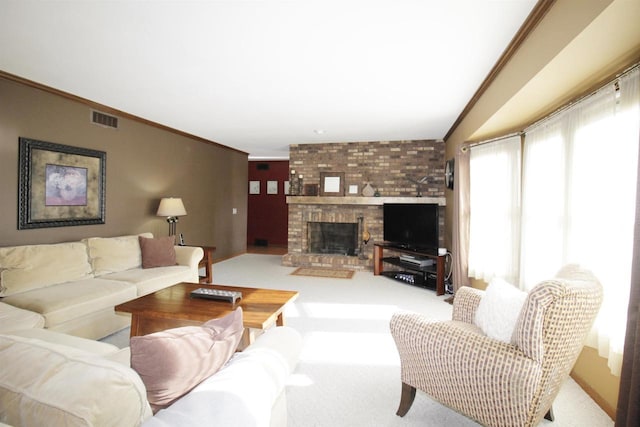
282,139 -> 446,270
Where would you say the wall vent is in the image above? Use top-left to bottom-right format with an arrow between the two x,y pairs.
91,110 -> 119,129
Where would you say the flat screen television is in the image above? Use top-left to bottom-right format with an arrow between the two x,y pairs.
383,203 -> 439,252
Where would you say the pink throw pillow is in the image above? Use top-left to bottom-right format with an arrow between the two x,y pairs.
130,308 -> 244,412
138,235 -> 177,268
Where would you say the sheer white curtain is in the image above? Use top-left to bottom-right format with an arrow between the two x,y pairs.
521,67 -> 639,375
468,136 -> 522,285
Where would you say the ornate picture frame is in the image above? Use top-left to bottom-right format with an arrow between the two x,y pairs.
320,172 -> 345,196
18,137 -> 106,229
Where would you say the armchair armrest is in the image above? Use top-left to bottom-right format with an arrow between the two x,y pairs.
174,246 -> 204,270
451,286 -> 484,323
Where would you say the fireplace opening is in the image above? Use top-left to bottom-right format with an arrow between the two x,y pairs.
307,222 -> 358,256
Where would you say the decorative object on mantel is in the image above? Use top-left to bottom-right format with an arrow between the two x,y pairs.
289,169 -> 299,195
320,172 -> 345,196
304,184 -> 319,196
407,175 -> 430,197
362,182 -> 375,197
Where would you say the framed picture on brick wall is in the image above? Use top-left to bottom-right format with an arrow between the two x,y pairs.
320,172 -> 344,196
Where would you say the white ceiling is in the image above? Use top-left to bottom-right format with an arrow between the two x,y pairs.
0,1 -> 538,159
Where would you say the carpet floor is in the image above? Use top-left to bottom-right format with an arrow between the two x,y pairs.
103,253 -> 614,427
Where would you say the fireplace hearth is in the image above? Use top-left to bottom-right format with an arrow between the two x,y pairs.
307,222 -> 358,256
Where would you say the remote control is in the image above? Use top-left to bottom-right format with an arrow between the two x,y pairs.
190,288 -> 242,304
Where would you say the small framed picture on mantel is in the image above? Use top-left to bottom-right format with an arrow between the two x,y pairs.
320,172 -> 345,196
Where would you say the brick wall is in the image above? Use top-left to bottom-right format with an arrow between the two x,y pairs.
289,139 -> 445,197
283,139 -> 445,270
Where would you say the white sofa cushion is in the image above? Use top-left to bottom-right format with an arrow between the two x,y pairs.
2,278 -> 137,328
102,265 -> 194,296
0,242 -> 93,296
0,334 -> 152,427
0,302 -> 44,332
85,233 -> 153,276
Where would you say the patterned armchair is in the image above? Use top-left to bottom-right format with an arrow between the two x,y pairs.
390,265 -> 603,427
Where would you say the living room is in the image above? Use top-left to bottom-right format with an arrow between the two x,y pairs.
1,0 -> 639,426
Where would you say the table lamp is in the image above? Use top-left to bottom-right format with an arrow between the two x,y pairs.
157,197 -> 187,236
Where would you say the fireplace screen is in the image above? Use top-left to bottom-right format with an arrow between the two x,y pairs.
307,222 -> 358,256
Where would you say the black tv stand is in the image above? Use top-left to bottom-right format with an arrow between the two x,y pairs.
373,242 -> 445,295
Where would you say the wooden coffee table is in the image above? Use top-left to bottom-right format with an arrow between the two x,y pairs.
115,282 -> 298,348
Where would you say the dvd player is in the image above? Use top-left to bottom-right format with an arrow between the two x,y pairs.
399,254 -> 434,267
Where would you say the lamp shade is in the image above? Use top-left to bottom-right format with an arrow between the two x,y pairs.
157,197 -> 187,217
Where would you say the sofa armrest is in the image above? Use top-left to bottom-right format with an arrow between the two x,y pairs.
174,246 -> 204,270
0,335 -> 152,426
451,285 -> 484,323
0,302 -> 44,333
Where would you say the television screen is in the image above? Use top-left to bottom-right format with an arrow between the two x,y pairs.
383,203 -> 439,251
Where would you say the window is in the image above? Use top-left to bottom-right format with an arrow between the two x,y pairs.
468,67 -> 639,374
468,136 -> 521,285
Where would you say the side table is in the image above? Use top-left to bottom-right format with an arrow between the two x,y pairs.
196,245 -> 216,283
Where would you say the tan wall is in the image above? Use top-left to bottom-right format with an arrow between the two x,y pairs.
0,77 -> 248,260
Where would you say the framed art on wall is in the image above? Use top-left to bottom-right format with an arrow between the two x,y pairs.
18,137 -> 106,229
320,172 -> 345,196
249,180 -> 260,194
267,180 -> 278,194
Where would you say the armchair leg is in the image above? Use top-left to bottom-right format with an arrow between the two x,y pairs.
396,382 -> 417,417
544,406 -> 555,421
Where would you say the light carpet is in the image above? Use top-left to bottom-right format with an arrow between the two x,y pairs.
102,254 -> 614,427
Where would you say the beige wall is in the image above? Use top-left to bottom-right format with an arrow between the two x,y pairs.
444,0 -> 640,419
0,77 -> 248,260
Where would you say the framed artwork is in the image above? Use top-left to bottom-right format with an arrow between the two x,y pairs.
320,172 -> 345,196
267,180 -> 278,194
249,180 -> 260,194
18,137 -> 106,229
303,183 -> 319,196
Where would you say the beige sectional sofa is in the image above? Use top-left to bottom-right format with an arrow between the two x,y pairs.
0,325 -> 302,427
0,233 -> 203,339
0,234 -> 303,426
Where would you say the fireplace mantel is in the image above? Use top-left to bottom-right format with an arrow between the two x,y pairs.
286,196 -> 446,206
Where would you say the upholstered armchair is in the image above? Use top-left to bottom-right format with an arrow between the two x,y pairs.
390,265 -> 603,427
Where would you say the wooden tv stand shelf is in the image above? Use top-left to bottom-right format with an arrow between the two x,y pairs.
373,243 -> 445,296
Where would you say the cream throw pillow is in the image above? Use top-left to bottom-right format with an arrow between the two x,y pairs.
473,277 -> 527,343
